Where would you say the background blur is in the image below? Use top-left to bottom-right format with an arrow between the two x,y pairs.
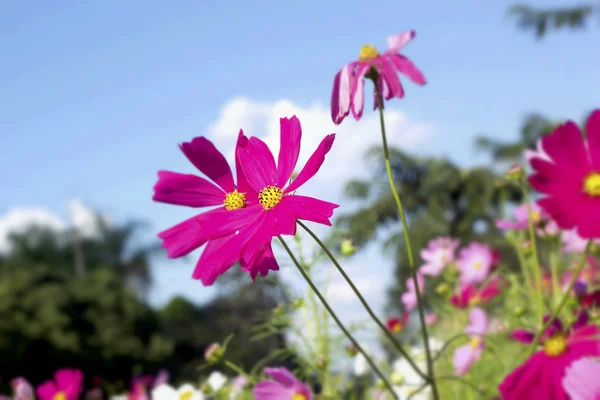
1,0 -> 598,391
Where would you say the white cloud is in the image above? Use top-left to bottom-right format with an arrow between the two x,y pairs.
327,274 -> 384,305
206,97 -> 438,185
0,199 -> 109,254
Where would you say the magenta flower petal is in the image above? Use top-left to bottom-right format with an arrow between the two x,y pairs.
235,130 -> 251,193
157,214 -> 210,258
563,357 -> 600,400
55,369 -> 83,400
465,307 -> 488,336
238,137 -> 278,192
179,136 -> 235,193
282,195 -> 339,225
285,134 -> 336,193
540,121 -> 590,179
192,234 -> 247,285
453,344 -> 477,376
385,30 -> 416,52
264,367 -> 299,386
241,243 -> 279,280
379,58 -> 404,99
277,116 -> 302,188
196,205 -> 263,241
510,329 -> 535,344
36,382 -> 57,400
153,171 -> 226,207
388,54 -> 427,85
586,109 -> 600,172
331,64 -> 353,125
351,63 -> 371,120
253,381 -> 296,399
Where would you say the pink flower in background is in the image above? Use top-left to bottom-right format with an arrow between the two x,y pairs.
563,357 -> 600,400
419,236 -> 459,276
495,203 -> 558,235
453,307 -> 488,375
562,228 -> 600,253
387,312 -> 410,333
529,110 -> 600,238
12,378 -> 34,400
153,131 -> 265,285
451,276 -> 501,309
425,312 -> 438,326
330,31 -> 426,125
36,369 -> 83,400
402,272 -> 425,311
457,243 -> 495,285
253,367 -> 312,400
500,318 -> 600,400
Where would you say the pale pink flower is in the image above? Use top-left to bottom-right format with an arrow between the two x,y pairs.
401,272 -> 425,311
419,237 -> 459,276
452,307 -> 488,375
562,357 -> 600,400
457,243 -> 495,285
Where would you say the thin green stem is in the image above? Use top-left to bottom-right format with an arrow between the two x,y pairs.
278,236 -> 399,400
549,235 -> 562,307
297,221 -> 428,381
373,80 -> 439,400
511,236 -> 533,295
224,360 -> 255,384
521,180 -> 544,326
527,240 -> 592,356
437,376 -> 486,398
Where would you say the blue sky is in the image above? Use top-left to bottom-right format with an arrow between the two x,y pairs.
1,0 -> 599,316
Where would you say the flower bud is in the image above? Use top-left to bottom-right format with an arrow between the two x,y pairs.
506,164 -> 524,180
291,298 -> 305,309
341,239 -> 356,256
390,371 -> 405,386
512,306 -> 526,317
345,343 -> 359,357
204,343 -> 223,364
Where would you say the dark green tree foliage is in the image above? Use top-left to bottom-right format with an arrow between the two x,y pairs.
0,264 -> 171,386
337,147 -> 522,314
510,3 -> 595,38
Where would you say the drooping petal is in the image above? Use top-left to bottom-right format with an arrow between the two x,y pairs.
452,344 -> 476,376
379,58 -> 405,99
385,30 -> 416,52
280,195 -> 339,226
284,134 -> 336,193
331,64 -> 353,125
265,368 -> 299,387
351,63 -> 371,120
192,234 -> 246,285
241,243 -> 279,280
388,54 -> 427,85
465,307 -> 488,336
277,116 -> 302,188
179,136 -> 235,192
235,130 -> 250,193
153,171 -> 226,207
238,137 -> 278,192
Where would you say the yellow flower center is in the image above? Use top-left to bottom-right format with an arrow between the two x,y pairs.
358,44 -> 380,61
258,186 -> 283,210
473,260 -> 482,270
179,391 -> 193,400
407,388 -> 416,395
469,295 -> 481,306
531,211 -> 541,221
224,190 -> 246,210
584,172 -> 600,196
392,323 -> 402,333
53,393 -> 66,400
470,336 -> 481,349
543,335 -> 567,356
292,394 -> 307,400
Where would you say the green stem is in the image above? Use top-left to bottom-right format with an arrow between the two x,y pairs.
527,240 -> 592,356
520,180 -> 544,326
297,221 -> 428,381
511,235 -> 533,295
224,360 -> 255,384
373,79 -> 439,400
278,236 -> 399,400
549,233 -> 562,307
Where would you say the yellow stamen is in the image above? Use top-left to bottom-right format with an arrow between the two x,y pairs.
179,391 -> 193,400
531,211 -> 541,221
53,393 -> 66,400
358,44 -> 380,61
392,324 -> 402,333
544,335 -> 567,356
258,186 -> 283,210
470,336 -> 481,349
584,172 -> 600,196
292,394 -> 307,400
473,260 -> 482,270
224,190 -> 246,210
469,295 -> 481,306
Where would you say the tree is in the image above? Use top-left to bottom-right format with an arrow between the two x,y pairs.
509,3 -> 597,38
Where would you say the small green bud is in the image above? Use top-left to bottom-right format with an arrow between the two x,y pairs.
513,306 -> 526,317
291,298 -> 304,309
390,371 -> 405,386
273,304 -> 285,316
506,164 -> 524,180
341,239 -> 356,256
204,343 -> 223,364
375,379 -> 385,389
435,283 -> 451,296
345,343 -> 358,357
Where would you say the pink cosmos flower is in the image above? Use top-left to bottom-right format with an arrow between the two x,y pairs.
36,369 -> 83,400
500,316 -> 600,400
563,357 -> 600,400
495,202 -> 558,236
213,116 -> 338,274
425,312 -> 438,326
562,228 -> 600,253
387,312 -> 410,333
452,307 -> 488,375
401,272 -> 424,311
419,236 -> 459,276
12,378 -> 34,400
529,110 -> 600,238
451,276 -> 501,309
253,367 -> 312,400
330,31 -> 426,125
456,243 -> 496,285
153,131 -> 269,285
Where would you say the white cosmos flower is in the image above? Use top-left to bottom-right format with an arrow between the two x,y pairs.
207,372 -> 227,392
151,383 -> 203,400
